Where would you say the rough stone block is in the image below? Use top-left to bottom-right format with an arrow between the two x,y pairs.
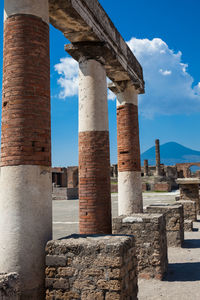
184,219 -> 193,232
45,235 -> 138,299
177,200 -> 196,221
113,214 -> 168,280
146,204 -> 184,247
0,273 -> 20,300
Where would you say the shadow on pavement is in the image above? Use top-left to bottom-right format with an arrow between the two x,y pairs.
164,262 -> 200,281
183,239 -> 200,248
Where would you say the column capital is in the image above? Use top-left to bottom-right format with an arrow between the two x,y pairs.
65,42 -> 108,65
109,80 -> 139,106
108,80 -> 140,95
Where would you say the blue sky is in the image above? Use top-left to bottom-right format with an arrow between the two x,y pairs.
1,0 -> 200,166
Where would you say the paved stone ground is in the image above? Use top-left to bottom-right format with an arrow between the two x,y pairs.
53,191 -> 179,239
53,190 -> 200,299
138,217 -> 200,300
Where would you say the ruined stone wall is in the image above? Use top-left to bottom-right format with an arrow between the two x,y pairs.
45,235 -> 138,299
113,214 -> 168,279
146,204 -> 184,247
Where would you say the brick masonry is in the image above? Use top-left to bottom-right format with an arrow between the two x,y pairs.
117,103 -> 140,172
113,214 -> 168,279
146,204 -> 184,247
2,14 -> 51,167
79,131 -> 111,234
45,235 -> 138,300
0,273 -> 20,299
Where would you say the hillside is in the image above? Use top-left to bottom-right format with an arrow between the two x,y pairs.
141,142 -> 200,166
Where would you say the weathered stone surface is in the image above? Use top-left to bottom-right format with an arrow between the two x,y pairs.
0,273 -> 20,300
49,0 -> 144,93
177,200 -> 196,221
184,219 -> 193,232
45,235 -> 138,299
177,180 -> 200,214
113,214 -> 168,280
146,204 -> 184,247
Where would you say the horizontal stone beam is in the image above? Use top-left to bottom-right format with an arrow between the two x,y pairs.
49,0 -> 145,93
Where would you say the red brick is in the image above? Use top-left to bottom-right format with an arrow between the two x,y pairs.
1,15 -> 51,167
117,103 -> 140,172
79,131 -> 112,234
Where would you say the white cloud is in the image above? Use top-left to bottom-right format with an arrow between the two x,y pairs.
54,37 -> 200,118
127,37 -> 200,118
54,57 -> 78,98
159,69 -> 172,76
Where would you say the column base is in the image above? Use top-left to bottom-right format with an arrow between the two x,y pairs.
113,213 -> 168,280
45,235 -> 138,299
146,204 -> 184,247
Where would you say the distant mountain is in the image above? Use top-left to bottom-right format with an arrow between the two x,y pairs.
141,142 -> 200,166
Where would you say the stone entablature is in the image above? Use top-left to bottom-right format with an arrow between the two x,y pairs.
45,235 -> 138,299
49,0 -> 144,93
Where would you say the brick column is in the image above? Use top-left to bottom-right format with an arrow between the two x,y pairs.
110,82 -> 143,215
0,1 -> 51,299
65,43 -> 112,234
155,139 -> 161,176
78,58 -> 111,234
144,159 -> 149,176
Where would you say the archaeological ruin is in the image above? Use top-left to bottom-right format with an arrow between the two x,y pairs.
0,0 -> 200,299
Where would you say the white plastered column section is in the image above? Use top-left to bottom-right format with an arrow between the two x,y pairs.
1,1 -> 51,299
79,58 -> 109,132
0,166 -> 52,297
117,83 -> 143,215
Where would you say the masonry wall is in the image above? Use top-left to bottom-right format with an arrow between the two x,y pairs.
45,235 -> 138,299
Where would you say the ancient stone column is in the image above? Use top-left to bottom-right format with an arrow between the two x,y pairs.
144,159 -> 149,176
155,139 -> 161,176
65,43 -> 112,234
109,82 -> 143,215
0,1 -> 51,299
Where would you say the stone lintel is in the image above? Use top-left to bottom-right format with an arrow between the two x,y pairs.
49,0 -> 144,93
176,178 -> 200,185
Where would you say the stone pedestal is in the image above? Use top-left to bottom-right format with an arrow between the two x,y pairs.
177,200 -> 196,231
177,178 -> 200,214
45,235 -> 138,299
0,273 -> 20,300
146,204 -> 184,247
112,214 -> 168,280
